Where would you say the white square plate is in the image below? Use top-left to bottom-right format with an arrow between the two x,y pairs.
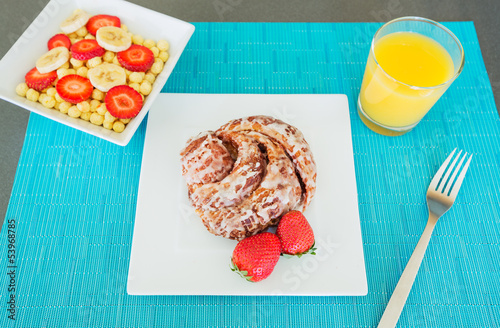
0,0 -> 194,146
128,93 -> 367,296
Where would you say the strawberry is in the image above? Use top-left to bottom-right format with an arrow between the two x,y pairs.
25,67 -> 57,91
86,14 -> 121,36
230,232 -> 281,282
117,45 -> 154,72
276,211 -> 316,257
47,34 -> 71,50
105,85 -> 143,119
56,74 -> 93,104
71,39 -> 105,60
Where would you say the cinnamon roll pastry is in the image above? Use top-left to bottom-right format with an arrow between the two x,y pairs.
180,115 -> 317,240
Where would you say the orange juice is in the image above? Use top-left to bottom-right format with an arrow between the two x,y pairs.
359,31 -> 455,133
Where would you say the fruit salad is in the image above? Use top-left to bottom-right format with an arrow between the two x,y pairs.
15,9 -> 169,133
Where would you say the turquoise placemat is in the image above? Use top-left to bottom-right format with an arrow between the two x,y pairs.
1,22 -> 500,327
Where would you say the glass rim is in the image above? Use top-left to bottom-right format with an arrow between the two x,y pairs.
370,16 -> 465,90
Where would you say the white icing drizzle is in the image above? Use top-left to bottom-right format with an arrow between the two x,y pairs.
179,115 -> 317,240
189,132 -> 264,209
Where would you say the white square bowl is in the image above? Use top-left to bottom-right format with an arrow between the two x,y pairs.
0,0 -> 195,146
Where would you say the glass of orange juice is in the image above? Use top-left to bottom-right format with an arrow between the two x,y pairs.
358,17 -> 464,136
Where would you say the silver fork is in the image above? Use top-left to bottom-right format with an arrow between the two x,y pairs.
377,148 -> 473,328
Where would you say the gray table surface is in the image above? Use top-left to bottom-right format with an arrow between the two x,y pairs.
1,0 -> 499,227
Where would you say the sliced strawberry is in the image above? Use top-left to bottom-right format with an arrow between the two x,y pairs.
47,34 -> 71,50
71,39 -> 105,60
86,15 -> 121,36
56,74 -> 93,103
25,67 -> 57,91
105,85 -> 143,119
117,45 -> 154,72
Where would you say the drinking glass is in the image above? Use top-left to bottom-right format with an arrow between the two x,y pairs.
357,17 -> 464,136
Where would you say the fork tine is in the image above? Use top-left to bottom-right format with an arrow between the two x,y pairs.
429,148 -> 457,190
443,152 -> 467,195
449,154 -> 473,199
438,149 -> 463,192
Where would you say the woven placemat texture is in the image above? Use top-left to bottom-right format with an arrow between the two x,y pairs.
1,22 -> 499,327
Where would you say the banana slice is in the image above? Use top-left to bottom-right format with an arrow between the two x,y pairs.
96,26 -> 132,52
87,63 -> 127,92
36,47 -> 70,74
60,9 -> 90,34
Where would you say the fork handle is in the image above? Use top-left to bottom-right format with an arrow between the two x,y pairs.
377,214 -> 438,328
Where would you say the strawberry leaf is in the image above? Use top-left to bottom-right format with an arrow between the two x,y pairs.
230,258 -> 254,282
281,241 -> 317,258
